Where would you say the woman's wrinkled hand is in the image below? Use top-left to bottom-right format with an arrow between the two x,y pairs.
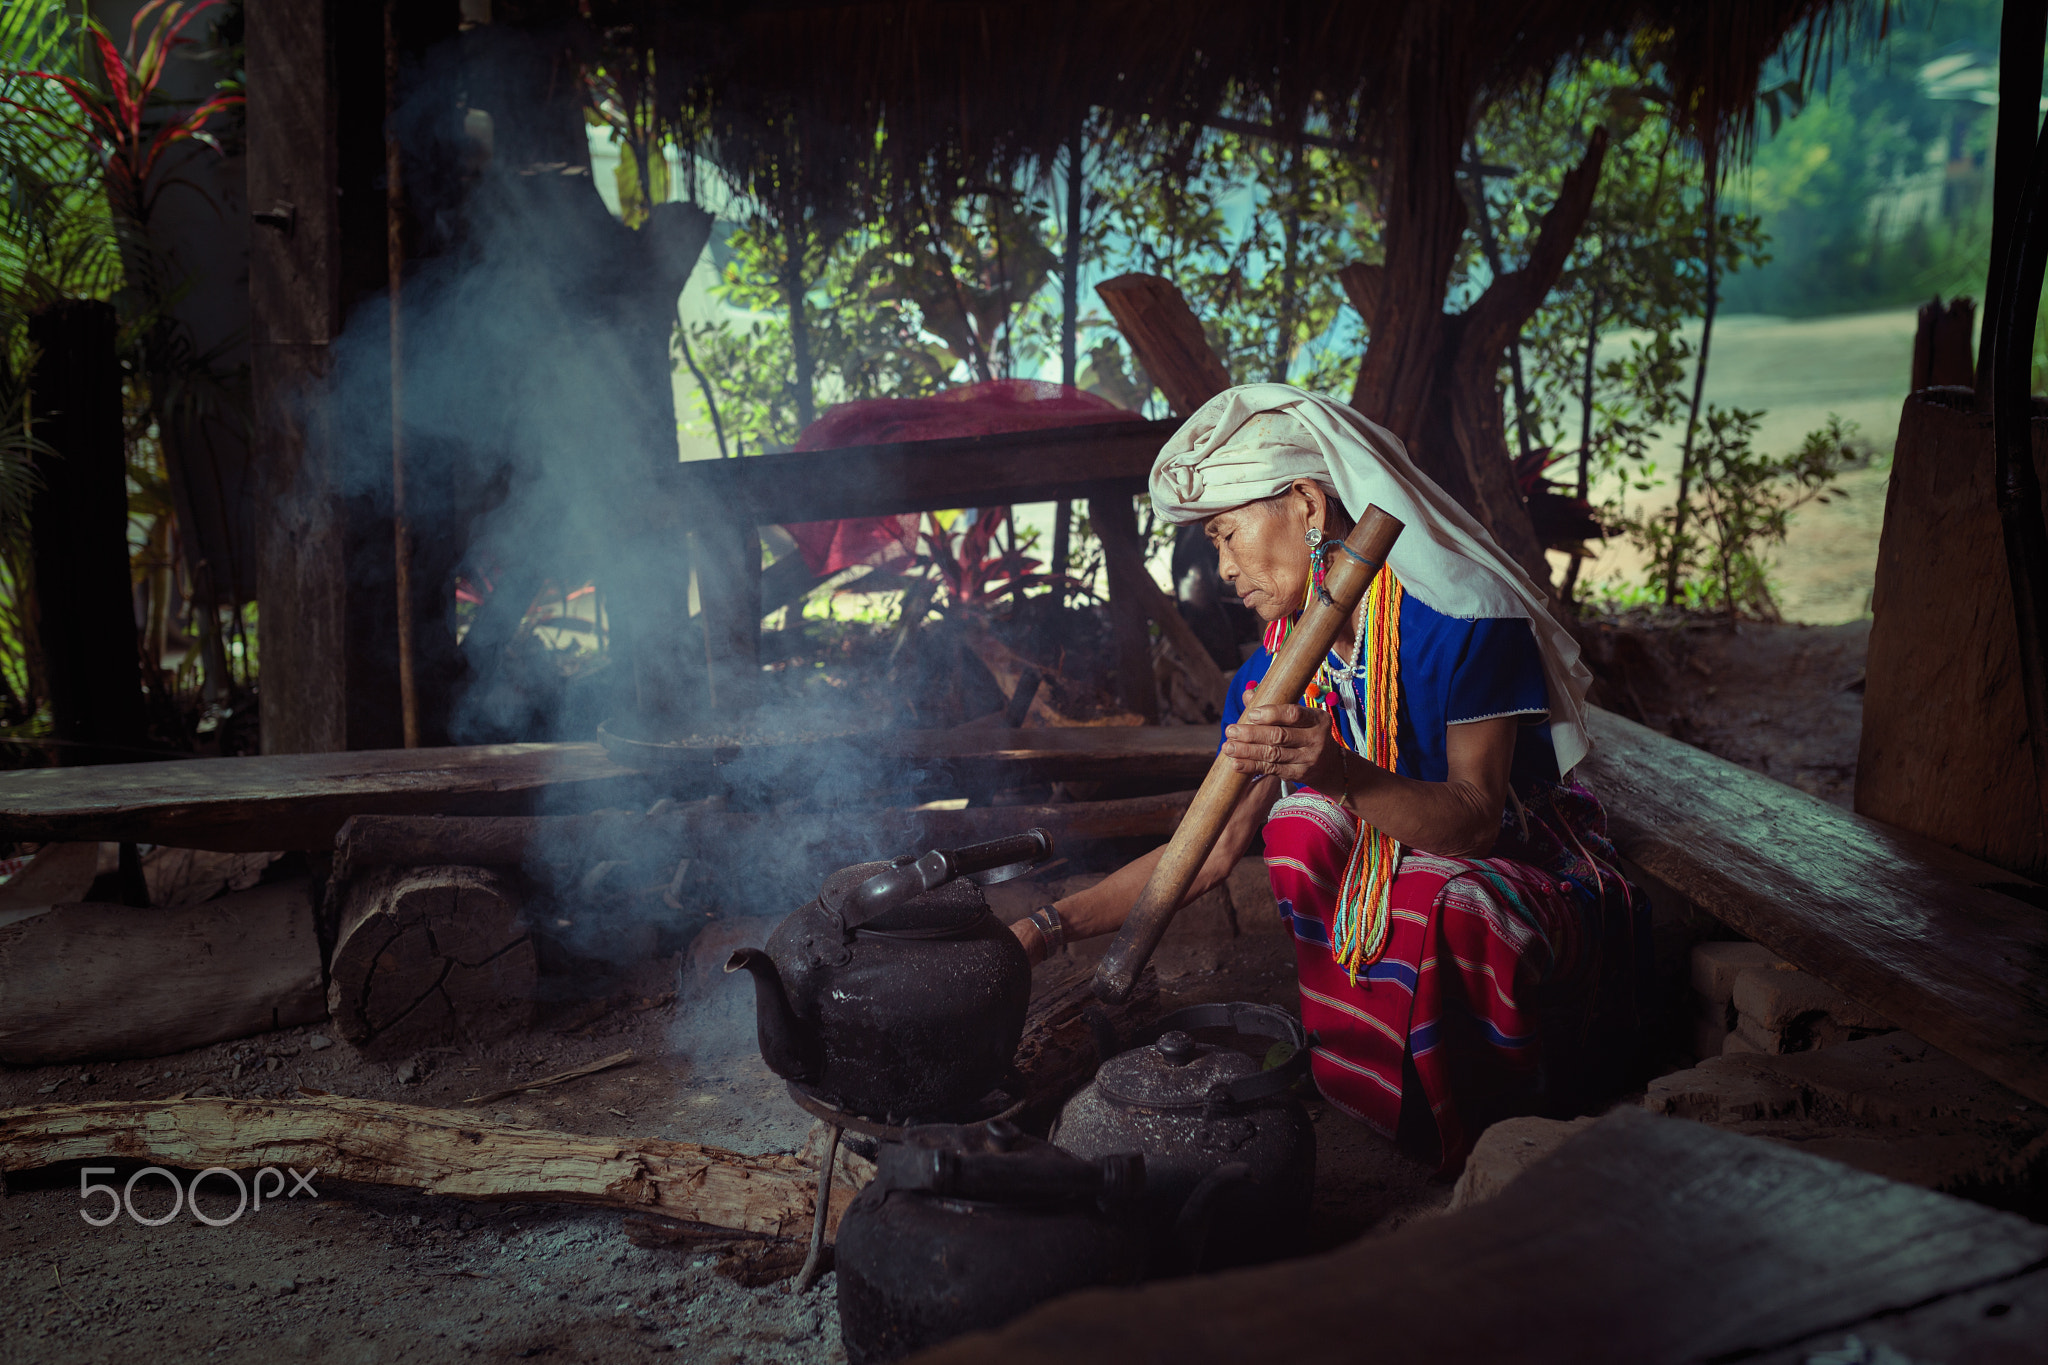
1221,703 -> 1350,793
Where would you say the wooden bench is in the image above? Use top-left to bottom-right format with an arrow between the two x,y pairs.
0,727 -> 1217,853
1579,706 -> 2048,1111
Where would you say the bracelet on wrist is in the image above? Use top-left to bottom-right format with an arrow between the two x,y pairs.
1025,904 -> 1066,956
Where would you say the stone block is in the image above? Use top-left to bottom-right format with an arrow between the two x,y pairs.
1644,1054 -> 1805,1123
1447,1115 -> 1599,1211
1730,963 -> 1893,1032
1645,1032 -> 2048,1215
1726,1013 -> 1789,1056
1691,1014 -> 1730,1062
1689,941 -> 1784,1003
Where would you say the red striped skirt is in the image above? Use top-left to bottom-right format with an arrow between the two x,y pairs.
1264,790 -> 1592,1173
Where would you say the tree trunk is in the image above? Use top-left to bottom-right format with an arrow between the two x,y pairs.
1350,14 -> 1612,591
327,865 -> 535,1057
26,301 -> 152,762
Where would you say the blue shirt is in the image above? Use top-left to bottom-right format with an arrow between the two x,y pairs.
1221,592 -> 1558,788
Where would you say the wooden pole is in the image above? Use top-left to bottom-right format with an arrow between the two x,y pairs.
1055,125 -> 1084,600
1093,506 -> 1404,1003
1978,0 -> 2048,399
385,0 -> 419,748
1090,494 -> 1161,721
1991,117 -> 2048,827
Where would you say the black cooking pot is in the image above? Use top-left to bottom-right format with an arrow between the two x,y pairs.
835,1120 -> 1147,1365
725,831 -> 1050,1121
1054,1001 -> 1316,1272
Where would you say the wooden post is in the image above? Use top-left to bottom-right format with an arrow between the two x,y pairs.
1912,297 -> 1977,393
693,521 -> 763,720
1089,492 -> 1159,722
26,301 -> 152,763
1095,273 -> 1233,417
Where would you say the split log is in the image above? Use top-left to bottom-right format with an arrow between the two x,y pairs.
1095,273 -> 1233,417
327,866 -> 535,1056
0,880 -> 325,1065
0,842 -> 106,922
334,791 -> 1198,875
0,1094 -> 864,1240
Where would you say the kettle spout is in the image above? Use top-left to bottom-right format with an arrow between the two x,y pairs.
724,948 -> 815,1083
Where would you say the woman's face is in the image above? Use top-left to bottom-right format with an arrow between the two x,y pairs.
1205,482 -> 1330,623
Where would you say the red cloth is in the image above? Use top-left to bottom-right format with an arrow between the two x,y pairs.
784,380 -> 1142,576
1262,790 -> 1586,1172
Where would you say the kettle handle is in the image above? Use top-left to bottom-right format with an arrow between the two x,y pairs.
830,829 -> 1054,933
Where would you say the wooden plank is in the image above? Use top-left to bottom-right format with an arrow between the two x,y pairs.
0,1094 -> 862,1240
917,1108 -> 2048,1365
1580,706 -> 2048,1109
654,420 -> 1175,530
1095,273 -> 1233,416
0,730 -> 1217,852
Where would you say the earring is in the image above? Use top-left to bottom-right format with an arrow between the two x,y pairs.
1304,526 -> 1322,551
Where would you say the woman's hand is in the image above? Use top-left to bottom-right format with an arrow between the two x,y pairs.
1221,703 -> 1351,794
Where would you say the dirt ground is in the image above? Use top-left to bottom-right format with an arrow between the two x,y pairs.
0,856 -> 1447,1365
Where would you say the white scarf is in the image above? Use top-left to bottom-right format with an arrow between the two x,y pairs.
1149,383 -> 1593,774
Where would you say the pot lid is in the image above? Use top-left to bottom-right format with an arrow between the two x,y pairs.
877,1121 -> 1144,1204
816,859 -> 990,936
1096,1030 -> 1259,1110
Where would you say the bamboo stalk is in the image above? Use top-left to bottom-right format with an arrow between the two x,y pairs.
1092,506 -> 1404,1003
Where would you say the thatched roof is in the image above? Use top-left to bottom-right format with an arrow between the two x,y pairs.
571,0 -> 1849,214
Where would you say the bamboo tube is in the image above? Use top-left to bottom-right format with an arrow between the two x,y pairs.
1092,506 -> 1404,1003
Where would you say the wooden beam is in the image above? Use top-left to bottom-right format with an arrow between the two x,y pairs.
655,420 -> 1174,531
0,730 -> 1218,852
691,520 -> 762,719
0,1095 -> 861,1240
333,791 -> 1198,874
1579,706 -> 2048,1109
1095,274 -> 1233,417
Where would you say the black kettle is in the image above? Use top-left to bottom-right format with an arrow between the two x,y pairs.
835,1120 -> 1147,1365
724,830 -> 1051,1121
1053,1002 -> 1317,1272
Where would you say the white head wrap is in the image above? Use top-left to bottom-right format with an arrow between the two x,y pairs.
1150,383 -> 1594,774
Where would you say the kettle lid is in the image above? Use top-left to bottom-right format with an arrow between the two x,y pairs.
1096,1030 -> 1259,1110
815,859 -> 989,935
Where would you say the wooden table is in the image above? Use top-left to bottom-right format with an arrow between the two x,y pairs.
914,1107 -> 2048,1364
0,727 -> 1218,852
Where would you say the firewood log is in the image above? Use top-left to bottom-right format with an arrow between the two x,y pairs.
0,880 -> 326,1066
0,1094 -> 863,1239
327,866 -> 535,1057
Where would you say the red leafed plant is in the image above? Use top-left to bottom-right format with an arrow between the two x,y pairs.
3,0 -> 242,225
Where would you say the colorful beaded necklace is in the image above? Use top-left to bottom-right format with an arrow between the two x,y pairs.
1263,543 -> 1406,981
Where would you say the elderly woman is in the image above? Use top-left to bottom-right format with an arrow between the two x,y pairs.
1012,385 -> 1641,1171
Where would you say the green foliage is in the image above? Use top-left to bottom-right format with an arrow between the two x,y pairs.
1719,0 -> 2006,316
1619,412 -> 1864,618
